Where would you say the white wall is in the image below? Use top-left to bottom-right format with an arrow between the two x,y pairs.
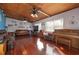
63,8 -> 79,29
6,17 -> 32,32
34,8 -> 79,30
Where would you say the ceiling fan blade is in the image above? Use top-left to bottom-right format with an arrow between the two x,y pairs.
38,10 -> 50,17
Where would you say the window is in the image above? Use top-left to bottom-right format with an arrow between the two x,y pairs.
45,18 -> 63,32
45,21 -> 54,32
54,19 -> 63,29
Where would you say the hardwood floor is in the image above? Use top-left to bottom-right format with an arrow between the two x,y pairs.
6,35 -> 64,55
6,35 -> 79,55
55,43 -> 79,55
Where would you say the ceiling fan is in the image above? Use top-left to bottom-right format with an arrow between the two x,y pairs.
31,7 -> 38,18
31,7 -> 50,18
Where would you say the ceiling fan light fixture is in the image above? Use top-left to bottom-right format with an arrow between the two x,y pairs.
31,13 -> 38,18
31,13 -> 35,17
31,12 -> 38,18
35,14 -> 38,18
31,7 -> 38,18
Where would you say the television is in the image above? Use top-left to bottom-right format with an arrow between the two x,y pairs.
33,26 -> 38,31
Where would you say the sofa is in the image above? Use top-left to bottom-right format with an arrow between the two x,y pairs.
15,30 -> 29,36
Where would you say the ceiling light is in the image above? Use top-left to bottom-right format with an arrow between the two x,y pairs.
31,13 -> 38,18
35,14 -> 38,18
31,13 -> 35,17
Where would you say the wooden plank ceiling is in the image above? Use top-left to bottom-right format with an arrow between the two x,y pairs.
0,3 -> 79,22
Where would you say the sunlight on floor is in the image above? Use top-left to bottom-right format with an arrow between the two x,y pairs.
36,38 -> 44,51
46,44 -> 55,55
22,47 -> 27,55
22,50 -> 27,55
46,44 -> 60,55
